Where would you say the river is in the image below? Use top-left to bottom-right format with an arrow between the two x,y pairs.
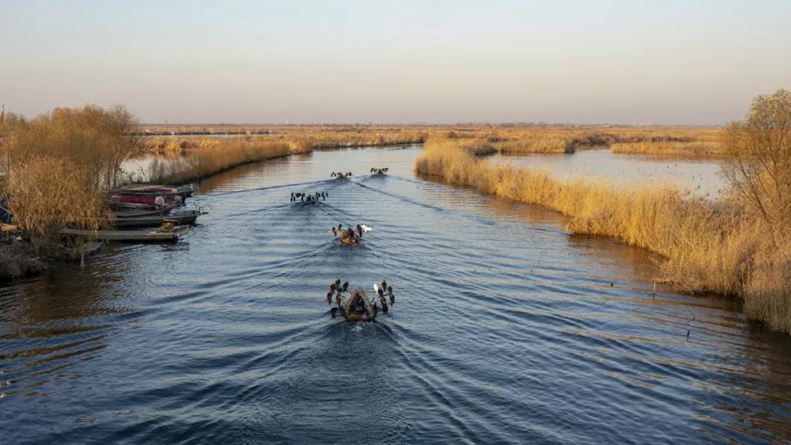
2,146 -> 790,444
491,149 -> 726,198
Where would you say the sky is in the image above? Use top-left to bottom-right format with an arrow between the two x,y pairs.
1,0 -> 789,124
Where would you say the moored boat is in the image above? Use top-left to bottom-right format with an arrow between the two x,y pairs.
113,204 -> 178,218
108,209 -> 205,228
60,227 -> 187,242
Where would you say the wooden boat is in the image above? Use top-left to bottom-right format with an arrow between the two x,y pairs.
339,290 -> 377,322
113,184 -> 194,200
109,209 -> 204,228
113,204 -> 178,218
326,282 -> 394,322
60,227 -> 187,242
110,193 -> 182,207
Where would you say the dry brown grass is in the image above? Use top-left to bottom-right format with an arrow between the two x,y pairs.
138,124 -> 726,157
146,138 -> 299,184
0,105 -> 137,237
611,140 -> 725,156
415,139 -> 789,332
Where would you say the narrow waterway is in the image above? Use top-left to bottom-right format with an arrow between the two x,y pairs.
2,146 -> 790,444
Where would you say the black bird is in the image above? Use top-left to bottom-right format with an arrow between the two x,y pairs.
381,302 -> 388,313
338,224 -> 342,231
342,281 -> 349,292
335,279 -> 341,289
332,227 -> 338,236
377,286 -> 384,299
389,288 -> 395,305
330,307 -> 338,319
381,280 -> 387,292
356,224 -> 363,237
326,292 -> 333,304
329,282 -> 337,292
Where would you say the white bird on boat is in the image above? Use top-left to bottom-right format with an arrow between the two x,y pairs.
361,224 -> 373,233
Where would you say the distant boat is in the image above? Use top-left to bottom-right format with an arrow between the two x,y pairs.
60,228 -> 187,242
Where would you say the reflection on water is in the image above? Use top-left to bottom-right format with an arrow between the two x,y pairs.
491,149 -> 727,198
2,146 -> 791,444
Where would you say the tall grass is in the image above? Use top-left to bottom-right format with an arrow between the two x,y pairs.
0,105 -> 138,237
415,139 -> 789,332
611,140 -> 725,156
146,138 -> 300,184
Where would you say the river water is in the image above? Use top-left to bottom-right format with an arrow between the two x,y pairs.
491,150 -> 726,198
2,146 -> 791,444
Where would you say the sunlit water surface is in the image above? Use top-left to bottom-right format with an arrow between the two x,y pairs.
491,150 -> 726,198
2,146 -> 791,444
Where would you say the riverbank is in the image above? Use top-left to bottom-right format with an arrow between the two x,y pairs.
145,139 -> 303,184
415,140 -> 790,333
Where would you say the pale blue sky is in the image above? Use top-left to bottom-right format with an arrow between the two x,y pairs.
1,0 -> 789,124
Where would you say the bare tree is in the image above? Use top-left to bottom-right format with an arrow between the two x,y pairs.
723,88 -> 791,235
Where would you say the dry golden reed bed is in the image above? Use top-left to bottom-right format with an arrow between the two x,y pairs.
145,138 -> 303,184
139,124 -> 725,156
415,133 -> 791,332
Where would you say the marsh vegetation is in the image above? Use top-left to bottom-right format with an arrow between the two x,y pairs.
416,89 -> 791,332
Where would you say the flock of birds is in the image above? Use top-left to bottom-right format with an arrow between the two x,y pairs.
291,192 -> 327,203
371,168 -> 389,175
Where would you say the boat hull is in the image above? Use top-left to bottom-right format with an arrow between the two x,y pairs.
60,228 -> 186,242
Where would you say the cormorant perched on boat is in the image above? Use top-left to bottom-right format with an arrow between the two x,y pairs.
342,281 -> 349,292
388,285 -> 394,305
332,227 -> 338,236
356,224 -> 363,237
329,282 -> 337,293
335,279 -> 341,289
381,280 -> 387,293
338,223 -> 343,231
381,301 -> 388,313
326,292 -> 333,303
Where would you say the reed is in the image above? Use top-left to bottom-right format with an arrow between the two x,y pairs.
611,140 -> 725,156
415,139 -> 789,332
146,137 -> 298,184
0,105 -> 138,237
